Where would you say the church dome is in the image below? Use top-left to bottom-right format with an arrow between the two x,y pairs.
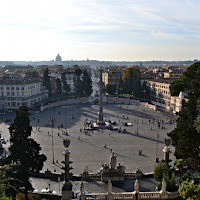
55,53 -> 62,62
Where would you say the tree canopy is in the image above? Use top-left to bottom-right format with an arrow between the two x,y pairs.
120,67 -> 142,97
1,106 -> 46,200
168,62 -> 200,170
43,68 -> 51,96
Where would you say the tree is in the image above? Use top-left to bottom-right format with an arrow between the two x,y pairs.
121,67 -> 141,97
154,162 -> 170,183
2,106 -> 47,200
179,179 -> 200,200
106,84 -> 116,95
74,77 -> 83,97
61,73 -> 70,94
43,68 -> 51,96
56,78 -> 62,94
141,81 -> 150,101
168,63 -> 200,170
154,162 -> 177,192
75,68 -> 82,78
0,164 -> 21,200
175,159 -> 185,178
194,99 -> 200,133
82,70 -> 93,96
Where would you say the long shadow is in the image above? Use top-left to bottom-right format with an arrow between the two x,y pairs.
117,131 -> 164,144
103,104 -> 162,120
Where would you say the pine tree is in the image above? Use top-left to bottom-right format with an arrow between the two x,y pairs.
43,68 -> 51,96
61,73 -> 70,94
2,106 -> 47,200
56,78 -> 62,94
82,70 -> 93,96
168,62 -> 200,170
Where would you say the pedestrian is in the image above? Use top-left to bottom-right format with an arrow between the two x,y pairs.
48,131 -> 49,135
58,132 -> 60,136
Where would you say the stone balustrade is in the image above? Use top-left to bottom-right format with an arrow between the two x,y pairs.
79,179 -> 180,200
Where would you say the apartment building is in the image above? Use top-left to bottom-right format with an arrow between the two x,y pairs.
0,78 -> 48,110
149,78 -> 177,111
102,67 -> 123,86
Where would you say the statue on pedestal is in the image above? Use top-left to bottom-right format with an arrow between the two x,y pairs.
110,153 -> 117,169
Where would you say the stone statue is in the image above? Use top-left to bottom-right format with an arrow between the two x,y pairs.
161,179 -> 166,193
110,152 -> 117,169
134,179 -> 139,193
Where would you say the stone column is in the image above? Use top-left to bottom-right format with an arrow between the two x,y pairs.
107,180 -> 113,200
62,139 -> 73,200
80,180 -> 86,200
134,179 -> 140,200
163,138 -> 171,165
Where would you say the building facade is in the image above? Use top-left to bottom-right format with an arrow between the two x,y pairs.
0,79 -> 48,110
102,67 -> 123,86
149,78 -> 178,111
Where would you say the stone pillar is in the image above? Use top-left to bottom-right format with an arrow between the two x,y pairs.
62,139 -> 73,200
80,180 -> 86,200
134,179 -> 140,200
107,180 -> 113,200
98,69 -> 104,124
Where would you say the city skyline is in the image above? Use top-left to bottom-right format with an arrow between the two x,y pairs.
0,0 -> 200,61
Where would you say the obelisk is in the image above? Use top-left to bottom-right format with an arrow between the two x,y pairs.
98,69 -> 104,125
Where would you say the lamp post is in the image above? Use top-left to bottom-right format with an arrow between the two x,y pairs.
50,118 -> 56,164
155,131 -> 159,163
136,105 -> 139,134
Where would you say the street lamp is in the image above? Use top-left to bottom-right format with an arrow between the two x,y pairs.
50,118 -> 56,164
136,105 -> 139,134
155,131 -> 159,163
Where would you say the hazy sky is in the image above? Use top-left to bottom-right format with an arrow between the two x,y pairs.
0,0 -> 200,61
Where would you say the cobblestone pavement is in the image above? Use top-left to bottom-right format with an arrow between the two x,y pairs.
0,103 -> 176,176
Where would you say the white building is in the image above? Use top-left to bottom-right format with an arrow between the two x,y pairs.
0,79 -> 48,110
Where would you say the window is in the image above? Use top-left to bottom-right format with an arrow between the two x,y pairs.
21,87 -> 24,90
11,92 -> 15,96
1,87 -> 3,90
11,87 -> 14,90
7,92 -> 10,95
16,87 -> 19,90
6,87 -> 10,90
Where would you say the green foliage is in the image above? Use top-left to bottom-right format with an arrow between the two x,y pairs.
194,99 -> 200,133
61,73 -> 70,94
154,162 -> 178,192
175,159 -> 185,178
82,70 -> 93,96
119,67 -> 142,98
43,68 -> 51,96
154,162 -> 170,182
179,179 -> 200,200
1,106 -> 46,200
106,84 -> 117,95
170,79 -> 185,96
74,69 -> 93,97
56,78 -> 62,94
75,68 -> 82,77
168,63 -> 200,171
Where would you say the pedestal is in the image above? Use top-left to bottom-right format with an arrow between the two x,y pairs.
62,181 -> 73,200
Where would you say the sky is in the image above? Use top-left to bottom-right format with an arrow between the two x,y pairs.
0,0 -> 200,61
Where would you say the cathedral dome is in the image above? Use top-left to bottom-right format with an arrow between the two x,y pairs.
55,53 -> 62,62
